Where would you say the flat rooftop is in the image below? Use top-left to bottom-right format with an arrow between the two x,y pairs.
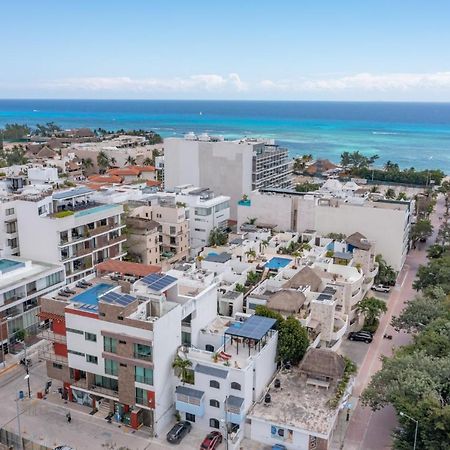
249,368 -> 338,437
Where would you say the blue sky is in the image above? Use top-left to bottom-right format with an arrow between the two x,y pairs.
2,0 -> 450,100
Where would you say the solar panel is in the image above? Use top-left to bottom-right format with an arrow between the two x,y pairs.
225,315 -> 277,341
100,291 -> 136,306
140,273 -> 177,292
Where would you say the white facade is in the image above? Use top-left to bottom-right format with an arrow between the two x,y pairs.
0,257 -> 65,350
15,188 -> 126,283
238,189 -> 411,270
164,137 -> 291,219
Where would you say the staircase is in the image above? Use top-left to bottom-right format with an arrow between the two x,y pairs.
96,399 -> 111,418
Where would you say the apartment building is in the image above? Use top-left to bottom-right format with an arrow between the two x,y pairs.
0,256 -> 65,356
164,135 -> 292,218
128,198 -> 189,266
39,264 -> 220,436
0,200 -> 20,257
15,187 -> 126,283
237,188 -> 411,270
170,185 -> 230,255
174,314 -> 278,449
125,217 -> 160,265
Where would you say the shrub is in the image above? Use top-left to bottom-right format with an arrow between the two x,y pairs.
54,210 -> 74,218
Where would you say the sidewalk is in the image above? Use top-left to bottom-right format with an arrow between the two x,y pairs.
0,339 -> 47,378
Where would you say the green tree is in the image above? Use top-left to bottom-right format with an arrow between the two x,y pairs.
375,254 -> 397,286
246,271 -> 261,286
411,219 -> 433,243
391,287 -> 449,333
277,317 -> 309,365
126,155 -> 137,166
234,283 -> 246,294
385,188 -> 396,199
208,227 -> 228,246
293,154 -> 313,173
427,244 -> 446,259
81,157 -> 94,174
97,151 -> 110,173
414,253 -> 450,293
396,192 -> 408,201
245,249 -> 256,261
172,355 -> 193,384
1,123 -> 30,140
355,297 -> 387,326
5,145 -> 28,166
254,305 -> 284,329
295,182 -> 320,192
143,157 -> 154,166
260,239 -> 269,254
384,160 -> 400,172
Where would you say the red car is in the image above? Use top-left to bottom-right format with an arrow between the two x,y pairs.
200,431 -> 223,449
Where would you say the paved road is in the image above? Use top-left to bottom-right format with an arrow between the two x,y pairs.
343,194 -> 445,450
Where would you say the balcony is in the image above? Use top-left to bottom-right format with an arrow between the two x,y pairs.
175,386 -> 205,417
37,329 -> 67,344
331,316 -> 348,342
72,379 -> 119,399
38,344 -> 68,365
226,396 -> 245,423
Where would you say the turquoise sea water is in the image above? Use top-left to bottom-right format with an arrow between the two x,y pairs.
1,100 -> 450,172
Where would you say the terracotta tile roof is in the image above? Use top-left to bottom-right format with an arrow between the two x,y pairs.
108,167 -> 141,176
146,180 -> 161,187
88,174 -> 123,184
135,165 -> 156,172
96,260 -> 161,277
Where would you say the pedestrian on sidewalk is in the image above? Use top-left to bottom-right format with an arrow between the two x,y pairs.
66,411 -> 71,423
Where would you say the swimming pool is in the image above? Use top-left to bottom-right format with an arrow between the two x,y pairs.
72,283 -> 114,305
0,259 -> 24,273
265,257 -> 292,270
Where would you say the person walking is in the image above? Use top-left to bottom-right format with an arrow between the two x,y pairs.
66,412 -> 71,423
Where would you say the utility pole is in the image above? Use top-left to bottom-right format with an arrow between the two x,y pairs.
23,343 -> 31,398
15,395 -> 23,450
0,318 -> 6,368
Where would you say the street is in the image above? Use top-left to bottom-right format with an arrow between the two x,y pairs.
342,194 -> 445,450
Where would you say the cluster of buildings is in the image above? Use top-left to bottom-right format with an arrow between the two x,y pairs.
0,130 -> 415,450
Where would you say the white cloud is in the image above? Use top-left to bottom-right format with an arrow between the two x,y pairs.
51,73 -> 247,93
258,72 -> 450,92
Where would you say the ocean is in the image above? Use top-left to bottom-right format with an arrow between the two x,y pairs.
1,99 -> 450,172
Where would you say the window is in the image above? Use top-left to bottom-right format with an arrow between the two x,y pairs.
134,343 -> 152,361
214,201 -> 229,213
135,366 -> 153,385
117,316 -> 124,321
86,354 -> 98,364
67,349 -> 85,357
209,380 -> 220,389
104,336 -> 117,353
105,359 -> 118,376
231,382 -> 241,391
210,399 -> 220,408
6,222 -> 16,233
185,413 -> 196,423
94,375 -> 118,392
120,363 -> 127,367
205,344 -> 215,352
7,238 -> 17,248
181,331 -> 191,346
135,387 -> 147,405
66,328 -> 84,334
45,271 -> 63,288
209,418 -> 220,429
195,207 -> 212,217
85,332 -> 97,342
119,340 -> 126,344
52,363 -> 63,370
5,208 -> 14,216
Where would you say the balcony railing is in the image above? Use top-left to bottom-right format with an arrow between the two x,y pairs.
37,329 -> 67,344
38,345 -> 68,364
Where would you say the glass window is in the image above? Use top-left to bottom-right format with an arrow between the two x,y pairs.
210,380 -> 220,389
5,208 -> 14,216
209,418 -> 220,429
85,332 -> 97,342
67,349 -> 85,357
133,343 -> 152,361
210,399 -> 220,408
104,359 -> 118,376
231,382 -> 241,391
195,207 -> 212,217
104,336 -> 117,353
66,328 -> 84,335
86,354 -> 98,364
185,413 -> 195,422
135,387 -> 147,405
135,366 -> 153,385
94,375 -> 118,392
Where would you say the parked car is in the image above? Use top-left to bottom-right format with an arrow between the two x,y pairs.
348,331 -> 373,343
166,421 -> 192,444
200,431 -> 223,449
371,284 -> 391,293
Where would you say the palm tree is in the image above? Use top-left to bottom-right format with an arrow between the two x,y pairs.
126,155 -> 137,166
172,355 -> 193,384
396,192 -> 408,201
110,157 -> 117,167
260,239 -> 269,254
384,160 -> 399,172
291,250 -> 301,267
143,157 -> 154,166
385,188 -> 396,199
97,151 -> 110,174
245,249 -> 257,262
81,158 -> 94,174
355,297 -> 387,326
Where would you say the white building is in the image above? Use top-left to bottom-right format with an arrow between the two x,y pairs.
171,185 -> 230,255
0,256 -> 65,355
174,314 -> 278,449
164,135 -> 292,218
237,188 -> 411,270
15,187 -> 126,283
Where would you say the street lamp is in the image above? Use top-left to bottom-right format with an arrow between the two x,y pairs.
399,411 -> 419,450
